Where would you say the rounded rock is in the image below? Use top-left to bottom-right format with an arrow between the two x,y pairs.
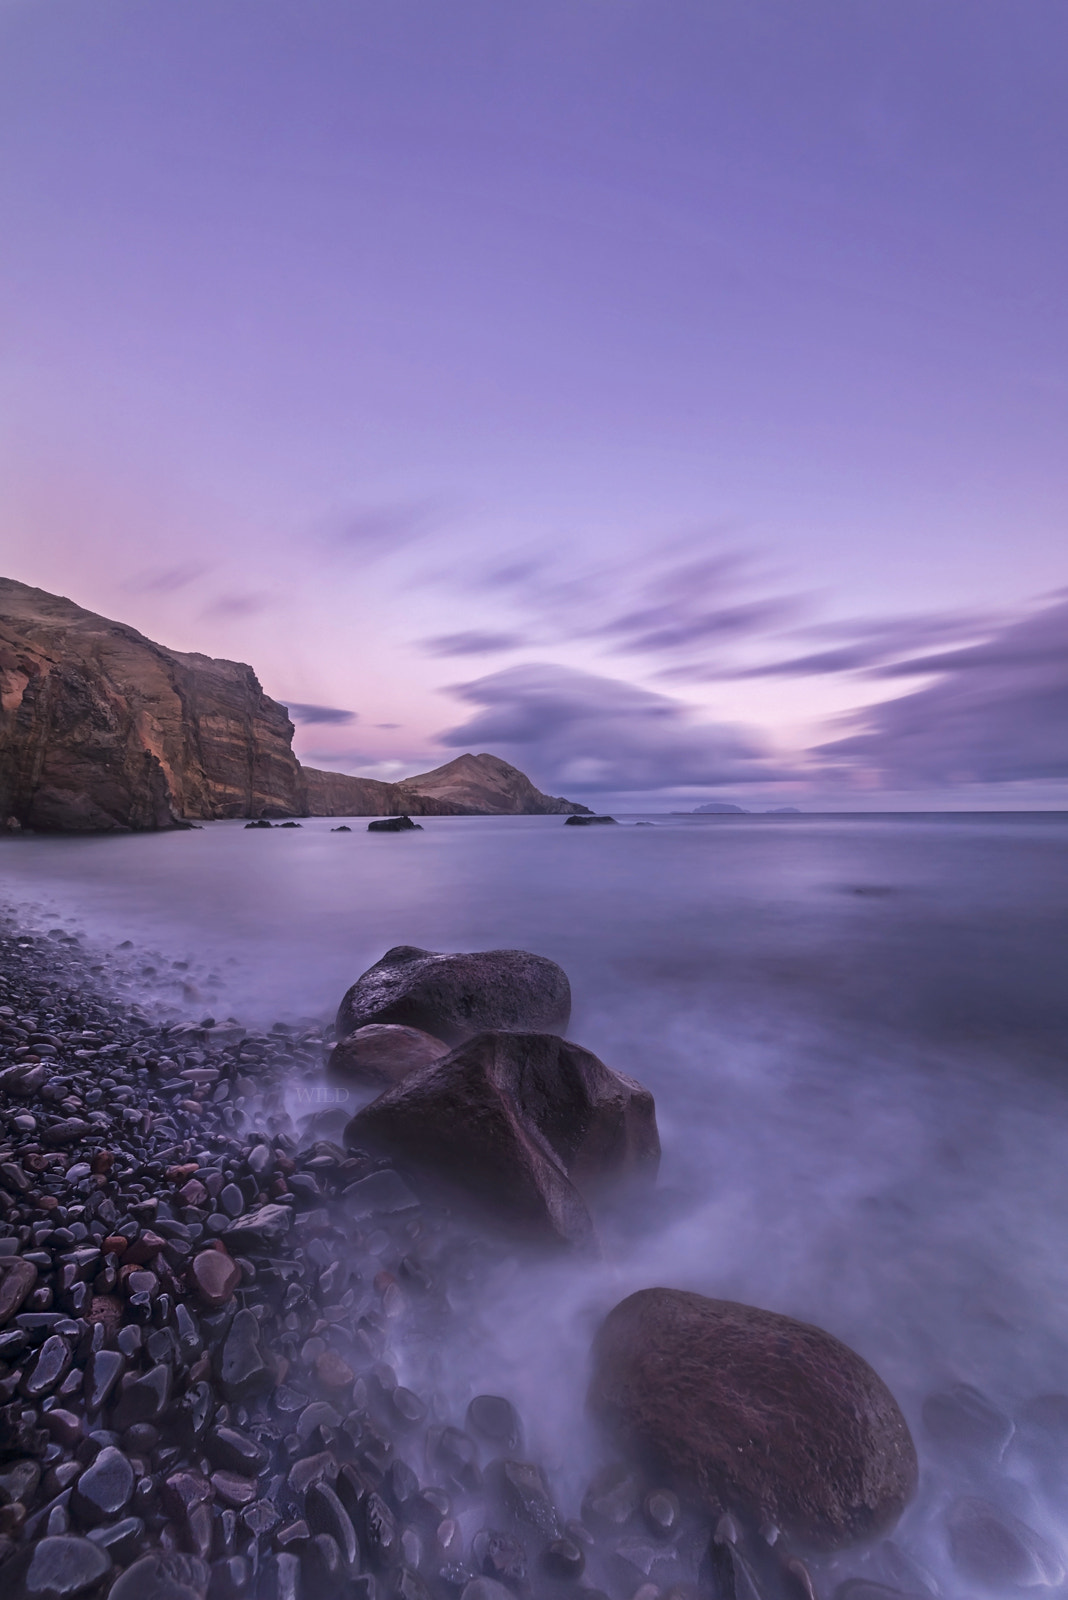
588,1288 -> 917,1551
329,1024 -> 449,1088
189,1250 -> 241,1307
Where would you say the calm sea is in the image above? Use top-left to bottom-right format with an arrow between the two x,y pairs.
4,811 -> 1068,1588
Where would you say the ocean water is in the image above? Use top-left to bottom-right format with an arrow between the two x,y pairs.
4,811 -> 1068,1593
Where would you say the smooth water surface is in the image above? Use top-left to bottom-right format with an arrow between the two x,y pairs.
3,812 -> 1068,1591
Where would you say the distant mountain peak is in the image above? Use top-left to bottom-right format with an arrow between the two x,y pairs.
694,801 -> 748,814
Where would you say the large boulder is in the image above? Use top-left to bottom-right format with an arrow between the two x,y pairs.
336,946 -> 571,1047
328,1023 -> 449,1088
344,1030 -> 659,1249
588,1289 -> 917,1551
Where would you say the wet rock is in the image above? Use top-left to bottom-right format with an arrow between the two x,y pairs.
345,1170 -> 420,1217
112,1363 -> 171,1428
86,1515 -> 144,1562
460,1582 -> 515,1600
358,1491 -> 400,1567
107,1550 -> 210,1600
644,1489 -> 680,1539
499,1459 -> 559,1536
22,1334 -> 73,1399
945,1496 -> 1064,1587
0,1259 -> 38,1326
70,1445 -> 134,1527
189,1251 -> 242,1307
330,1024 -> 450,1088
205,1426 -> 269,1476
224,1204 -> 292,1253
347,1030 -> 658,1249
305,1481 -> 360,1568
336,945 -> 572,1046
582,1464 -> 641,1531
7,1533 -> 111,1598
564,815 -> 618,826
543,1538 -> 586,1580
216,1308 -> 276,1400
702,1539 -> 764,1600
472,1530 -> 526,1586
85,1348 -> 124,1412
921,1383 -> 1013,1459
368,817 -> 422,833
467,1396 -> 521,1452
431,1426 -> 482,1493
588,1288 -> 917,1550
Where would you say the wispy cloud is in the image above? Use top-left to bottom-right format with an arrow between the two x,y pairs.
421,629 -> 530,657
313,501 -> 444,562
201,591 -> 273,619
285,702 -> 358,725
120,563 -> 210,595
814,596 -> 1068,784
438,662 -> 779,793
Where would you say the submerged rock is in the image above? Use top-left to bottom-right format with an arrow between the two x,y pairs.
588,1288 -> 917,1550
368,816 -> 423,833
329,1023 -> 449,1088
336,945 -> 572,1046
564,815 -> 618,826
945,1497 -> 1064,1588
345,1030 -> 658,1249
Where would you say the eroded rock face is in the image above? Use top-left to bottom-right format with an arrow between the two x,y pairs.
0,577 -> 304,830
344,1029 -> 659,1249
337,946 -> 572,1046
329,1023 -> 449,1088
588,1288 -> 917,1551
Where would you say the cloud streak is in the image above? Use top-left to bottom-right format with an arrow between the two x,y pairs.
815,597 -> 1068,785
439,662 -> 779,793
285,703 -> 358,726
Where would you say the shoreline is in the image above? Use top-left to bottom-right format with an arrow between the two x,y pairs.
0,915 -> 727,1600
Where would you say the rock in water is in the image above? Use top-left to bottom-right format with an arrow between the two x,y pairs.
368,816 -> 423,832
329,1023 -> 449,1087
587,1288 -> 917,1550
564,815 -> 618,826
336,945 -> 572,1045
345,1030 -> 658,1249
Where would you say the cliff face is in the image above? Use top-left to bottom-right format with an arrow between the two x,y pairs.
301,768 -> 473,818
0,579 -> 305,831
401,752 -> 592,815
0,579 -> 591,831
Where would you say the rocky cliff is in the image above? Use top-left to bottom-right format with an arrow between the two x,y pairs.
0,579 -> 591,831
400,752 -> 592,815
301,768 -> 474,818
0,578 -> 304,830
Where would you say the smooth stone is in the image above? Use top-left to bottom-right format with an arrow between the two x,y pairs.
22,1334 -> 72,1398
946,1497 -> 1064,1587
305,1482 -> 360,1569
588,1288 -> 917,1551
216,1309 -> 276,1401
467,1395 -> 521,1451
346,1030 -> 658,1250
223,1204 -> 291,1252
9,1535 -> 111,1599
0,1258 -> 38,1326
189,1250 -> 241,1307
107,1550 -> 210,1600
336,945 -> 571,1046
85,1349 -> 124,1412
71,1446 -> 134,1527
329,1024 -> 449,1088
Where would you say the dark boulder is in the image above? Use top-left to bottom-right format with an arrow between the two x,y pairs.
329,1024 -> 449,1088
564,815 -> 618,826
244,820 -> 273,830
336,945 -> 571,1046
344,1030 -> 658,1249
367,816 -> 422,833
588,1288 -> 917,1551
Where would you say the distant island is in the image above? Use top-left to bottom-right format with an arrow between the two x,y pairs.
693,801 -> 749,813
0,577 -> 591,832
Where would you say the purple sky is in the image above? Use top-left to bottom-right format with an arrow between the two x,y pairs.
2,1 -> 1066,807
